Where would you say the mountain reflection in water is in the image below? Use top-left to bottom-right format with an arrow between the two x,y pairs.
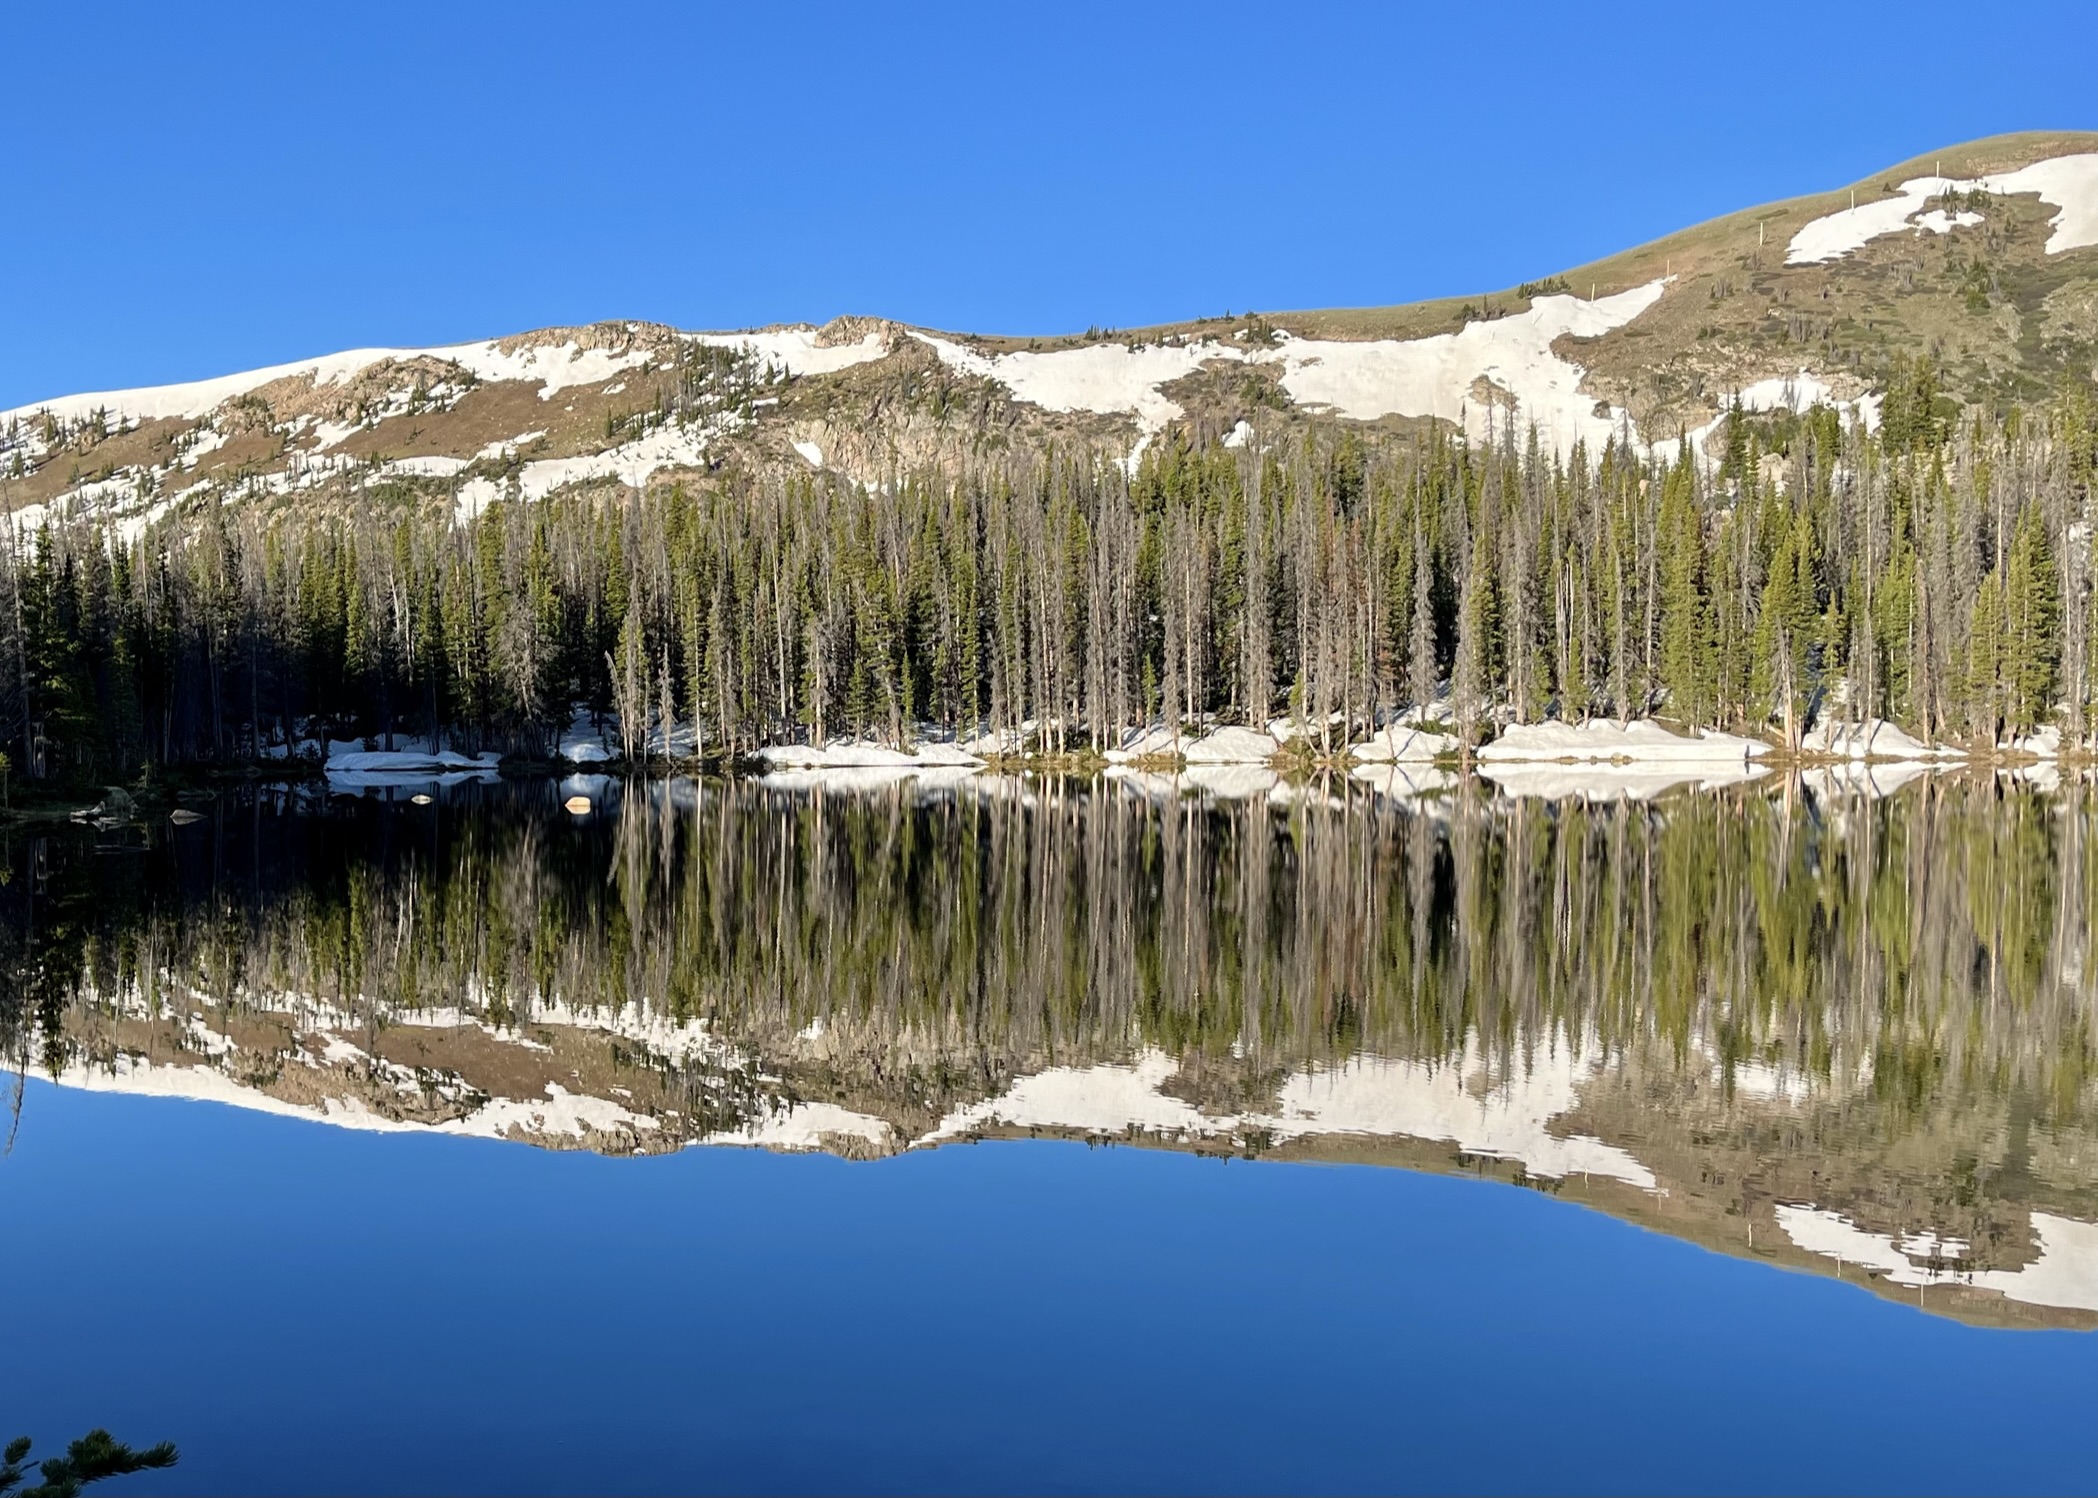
4,770 -> 2094,1328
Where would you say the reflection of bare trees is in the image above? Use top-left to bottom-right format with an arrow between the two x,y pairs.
5,774 -> 2095,1137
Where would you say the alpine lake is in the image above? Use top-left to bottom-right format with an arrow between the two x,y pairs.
2,762 -> 2094,1495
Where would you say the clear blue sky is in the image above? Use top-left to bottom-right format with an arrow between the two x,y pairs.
5,0 -> 2094,410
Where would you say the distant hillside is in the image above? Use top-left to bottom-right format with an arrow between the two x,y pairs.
5,132 -> 2095,534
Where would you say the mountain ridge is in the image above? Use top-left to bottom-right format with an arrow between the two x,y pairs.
6,131 -> 2096,533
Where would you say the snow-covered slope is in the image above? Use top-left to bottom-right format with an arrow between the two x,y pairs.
0,327 -> 889,432
917,279 -> 1668,454
7,135 -> 2095,534
1786,153 -> 2098,264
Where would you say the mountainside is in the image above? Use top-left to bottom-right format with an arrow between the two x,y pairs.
6,131 -> 2096,533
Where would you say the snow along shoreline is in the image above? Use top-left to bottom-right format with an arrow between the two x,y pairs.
294,709 -> 2085,802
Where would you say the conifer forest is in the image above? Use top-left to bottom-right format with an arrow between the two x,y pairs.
4,365 -> 2094,787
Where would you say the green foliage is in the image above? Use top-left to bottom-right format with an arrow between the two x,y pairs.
0,1430 -> 178,1498
1880,357 -> 1948,455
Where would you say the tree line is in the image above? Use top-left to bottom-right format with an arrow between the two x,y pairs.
3,365 -> 2095,787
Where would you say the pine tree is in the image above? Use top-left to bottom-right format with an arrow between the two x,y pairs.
1656,460 -> 1714,725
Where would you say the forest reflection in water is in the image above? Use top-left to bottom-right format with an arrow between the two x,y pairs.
4,768 -> 2095,1328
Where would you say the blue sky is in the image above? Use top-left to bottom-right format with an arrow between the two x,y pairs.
4,0 -> 2094,409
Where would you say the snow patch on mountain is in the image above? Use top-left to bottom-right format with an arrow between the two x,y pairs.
1786,152 -> 2098,265
1670,369 -> 1881,456
513,419 -> 727,500
691,328 -> 889,379
2000,153 -> 2098,255
2,327 -> 889,433
915,281 -> 1670,457
914,334 -> 1226,431
1,346 -> 433,428
1273,281 -> 1668,452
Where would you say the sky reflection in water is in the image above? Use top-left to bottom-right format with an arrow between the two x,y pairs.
6,1080 -> 2096,1497
2,772 -> 2095,1493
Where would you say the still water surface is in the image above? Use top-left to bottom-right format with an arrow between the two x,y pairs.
2,770 -> 2094,1493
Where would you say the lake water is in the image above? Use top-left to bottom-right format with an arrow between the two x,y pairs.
3,769 -> 2095,1494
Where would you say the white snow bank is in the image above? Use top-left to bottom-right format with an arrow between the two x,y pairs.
3,336 -> 652,431
1349,725 -> 1458,763
557,710 -> 613,763
1264,1051 -> 1656,1188
1478,719 -> 1769,763
956,719 -> 1044,756
453,476 -> 499,525
325,745 -> 499,772
2008,725 -> 2062,760
1786,153 -> 2098,265
461,1081 -> 662,1140
1181,726 -> 1281,764
1909,208 -> 1985,236
791,439 -> 824,467
1775,1204 -> 2098,1315
1802,718 -> 1962,761
1267,712 -> 1347,743
1101,724 -> 1182,763
927,1051 -> 1214,1140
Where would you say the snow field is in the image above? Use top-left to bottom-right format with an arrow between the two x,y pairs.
1786,152 -> 2098,265
1800,718 -> 1963,761
1,326 -> 890,437
914,281 -> 1669,458
1477,719 -> 1769,763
